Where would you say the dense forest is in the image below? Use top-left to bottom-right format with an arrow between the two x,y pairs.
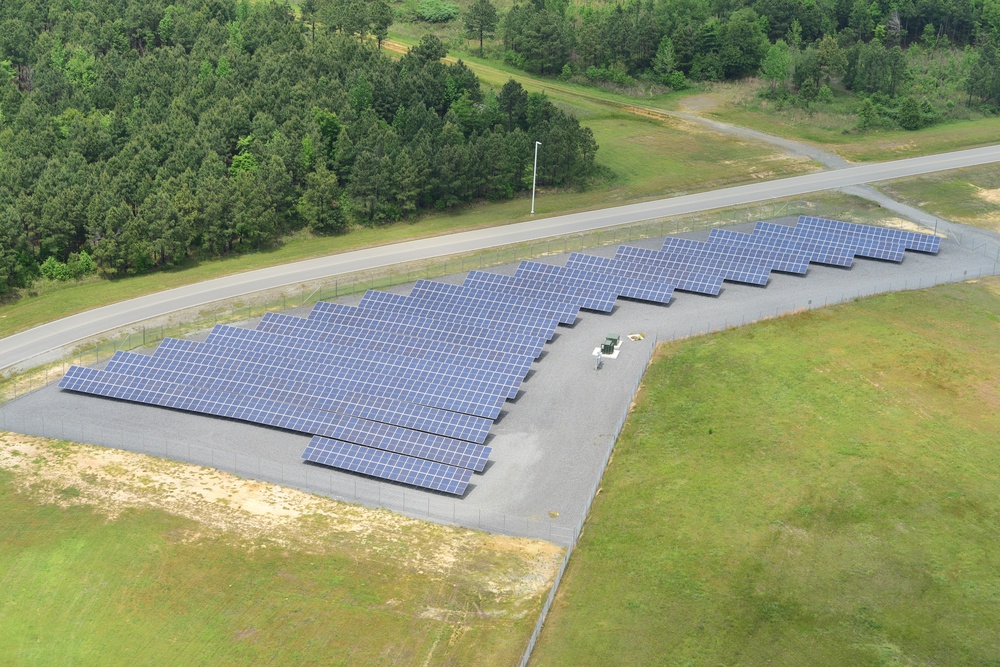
0,0 -> 597,297
497,0 -> 1000,120
498,0 -> 1000,83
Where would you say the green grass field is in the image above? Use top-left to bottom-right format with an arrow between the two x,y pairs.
532,279 -> 1000,665
0,435 -> 559,665
880,164 -> 1000,232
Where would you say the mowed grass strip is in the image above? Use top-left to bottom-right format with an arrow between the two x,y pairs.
532,279 -> 1000,666
0,437 -> 560,666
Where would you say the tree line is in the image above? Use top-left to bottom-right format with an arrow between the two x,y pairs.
0,0 -> 597,297
487,0 -> 1000,115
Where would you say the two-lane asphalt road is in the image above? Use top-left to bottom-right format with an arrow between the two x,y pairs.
3,144 -> 1000,372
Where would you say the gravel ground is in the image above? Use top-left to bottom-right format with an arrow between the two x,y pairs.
3,221 -> 997,545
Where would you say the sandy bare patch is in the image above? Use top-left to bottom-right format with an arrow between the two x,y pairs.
677,93 -> 723,114
0,432 -> 563,610
975,186 -> 1000,206
878,216 -> 948,237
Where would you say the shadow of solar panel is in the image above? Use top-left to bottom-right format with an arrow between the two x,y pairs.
614,245 -> 773,285
285,305 -> 545,359
708,228 -> 855,267
104,348 -> 495,444
359,291 -> 559,341
464,268 -> 618,311
149,337 -> 515,418
255,312 -> 534,366
658,237 -> 811,275
515,261 -> 675,306
410,279 -> 579,325
799,216 -> 941,254
565,253 -> 724,295
303,436 -> 473,495
59,366 -> 492,472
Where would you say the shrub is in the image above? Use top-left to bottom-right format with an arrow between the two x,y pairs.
817,84 -> 834,103
898,96 -> 923,130
666,70 -> 688,91
416,0 -> 458,23
502,50 -> 526,70
39,256 -> 71,281
67,250 -> 97,279
584,62 -> 636,87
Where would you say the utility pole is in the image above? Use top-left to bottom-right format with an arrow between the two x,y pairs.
531,141 -> 541,215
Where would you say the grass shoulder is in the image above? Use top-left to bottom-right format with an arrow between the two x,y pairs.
533,278 -> 1000,665
879,164 -> 1000,232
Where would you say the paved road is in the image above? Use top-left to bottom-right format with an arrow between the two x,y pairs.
3,143 -> 1000,372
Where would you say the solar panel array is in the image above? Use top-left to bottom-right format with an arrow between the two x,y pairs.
60,216 -> 940,495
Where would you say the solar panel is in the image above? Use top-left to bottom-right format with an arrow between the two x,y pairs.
657,237 -> 811,275
798,216 -> 940,254
707,228 -> 855,267
514,261 -> 676,306
358,291 -> 560,341
753,221 -> 906,262
145,338 -> 514,419
617,245 -> 773,285
179,329 -> 525,402
205,324 -> 532,388
303,436 -> 473,495
60,365 -> 492,471
308,302 -> 547,358
187,328 -> 526,403
409,279 -> 579,325
464,269 -> 619,311
104,348 -> 495,444
58,208 -> 945,495
566,253 -> 725,296
254,312 -> 535,366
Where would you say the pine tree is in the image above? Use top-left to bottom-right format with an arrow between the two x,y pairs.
464,0 -> 499,55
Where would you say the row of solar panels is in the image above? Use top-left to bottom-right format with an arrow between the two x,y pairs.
59,216 -> 941,495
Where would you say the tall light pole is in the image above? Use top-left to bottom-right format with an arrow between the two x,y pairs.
531,141 -> 541,215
